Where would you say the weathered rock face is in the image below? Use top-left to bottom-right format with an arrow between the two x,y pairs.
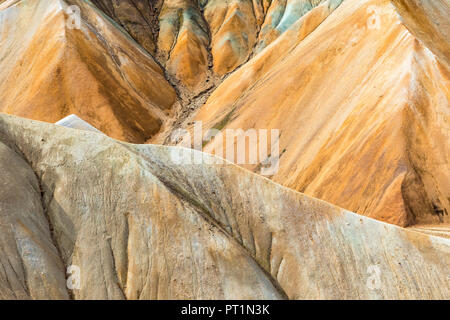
157,0 -> 211,93
0,0 -> 449,300
0,0 -> 177,143
0,114 -> 449,300
254,0 -> 343,52
189,0 -> 450,227
391,0 -> 450,66
90,0 -> 161,54
56,114 -> 104,134
87,0 -> 344,93
0,137 -> 68,299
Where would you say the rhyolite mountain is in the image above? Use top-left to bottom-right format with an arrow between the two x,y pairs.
0,113 -> 449,299
0,0 -> 449,299
190,0 -> 450,229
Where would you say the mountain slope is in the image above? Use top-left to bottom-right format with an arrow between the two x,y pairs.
0,0 -> 177,143
56,114 -> 104,134
89,0 -> 345,94
0,0 -> 448,229
0,113 -> 449,299
188,0 -> 450,227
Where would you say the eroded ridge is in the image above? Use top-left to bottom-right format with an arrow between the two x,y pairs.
0,114 -> 448,300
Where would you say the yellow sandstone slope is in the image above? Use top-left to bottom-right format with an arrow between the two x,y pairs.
0,0 -> 177,143
0,114 -> 448,299
190,0 -> 450,227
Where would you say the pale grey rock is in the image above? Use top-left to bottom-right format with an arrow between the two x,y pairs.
0,114 -> 448,300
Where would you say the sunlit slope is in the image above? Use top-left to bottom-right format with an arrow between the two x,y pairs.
90,0 -> 344,92
191,0 -> 450,226
0,0 -> 176,143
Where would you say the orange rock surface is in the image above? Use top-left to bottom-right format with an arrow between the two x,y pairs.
88,1 -> 342,93
0,113 -> 448,299
157,0 -> 210,92
191,0 -> 450,227
91,0 -> 161,54
0,0 -> 448,228
0,0 -> 449,301
391,0 -> 450,66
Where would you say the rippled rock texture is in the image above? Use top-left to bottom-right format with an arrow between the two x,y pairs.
0,114 -> 449,299
0,0 -> 449,300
